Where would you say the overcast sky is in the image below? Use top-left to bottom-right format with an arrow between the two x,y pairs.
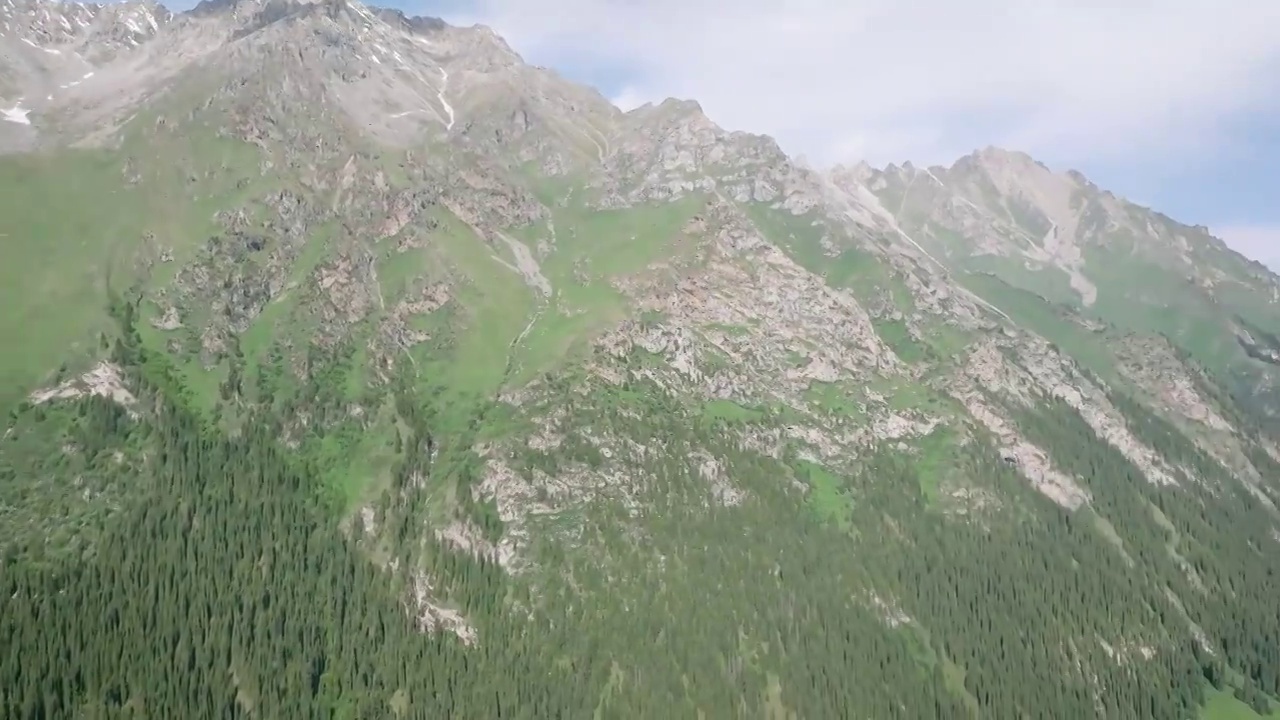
415,0 -> 1280,268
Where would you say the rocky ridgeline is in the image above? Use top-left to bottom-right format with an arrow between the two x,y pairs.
1114,334 -> 1279,507
592,100 -> 817,212
858,147 -> 1280,313
1,0 -> 170,60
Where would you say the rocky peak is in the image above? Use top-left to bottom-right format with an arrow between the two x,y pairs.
1,0 -> 170,57
827,160 -> 880,185
952,146 -> 1038,174
591,96 -> 811,210
184,0 -> 505,71
826,162 -> 877,192
844,139 -> 1280,325
845,161 -> 939,198
626,97 -> 703,117
1064,168 -> 1097,190
949,146 -> 1068,197
370,7 -> 444,35
0,0 -> 173,138
186,0 -> 350,21
633,102 -> 715,144
843,160 -> 876,183
623,96 -> 788,165
620,97 -> 716,142
654,97 -> 704,117
2,0 -> 99,45
441,22 -> 521,69
90,1 -> 171,54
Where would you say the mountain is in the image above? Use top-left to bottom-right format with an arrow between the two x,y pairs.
3,1 -> 1280,718
854,150 -> 1280,417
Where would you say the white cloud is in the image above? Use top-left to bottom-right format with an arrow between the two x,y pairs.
1216,225 -> 1280,272
608,86 -> 648,113
437,0 -> 1280,168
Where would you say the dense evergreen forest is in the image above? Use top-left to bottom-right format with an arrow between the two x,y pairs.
3,300 -> 1280,718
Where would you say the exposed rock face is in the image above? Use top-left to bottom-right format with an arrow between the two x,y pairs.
608,198 -> 900,404
1114,335 -> 1278,507
1014,338 -> 1181,487
596,100 -> 811,211
1,0 -> 171,61
948,344 -> 1088,509
1115,336 -> 1233,433
957,335 -> 1180,490
409,570 -> 477,645
30,361 -> 136,409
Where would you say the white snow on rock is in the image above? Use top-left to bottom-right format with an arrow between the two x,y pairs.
2,101 -> 30,124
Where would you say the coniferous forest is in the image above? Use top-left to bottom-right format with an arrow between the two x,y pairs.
3,302 -> 1280,719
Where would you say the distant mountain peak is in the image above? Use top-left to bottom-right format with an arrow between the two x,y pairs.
624,97 -> 706,120
370,7 -> 446,35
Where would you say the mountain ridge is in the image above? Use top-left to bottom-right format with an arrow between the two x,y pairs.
4,0 -> 1263,275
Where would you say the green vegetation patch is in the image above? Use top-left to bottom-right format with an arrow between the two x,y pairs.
912,426 -> 958,505
873,318 -> 928,363
701,399 -> 766,425
796,460 -> 854,531
1202,687 -> 1280,720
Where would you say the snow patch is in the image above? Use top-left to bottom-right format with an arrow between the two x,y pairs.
1,101 -> 30,125
436,67 -> 453,130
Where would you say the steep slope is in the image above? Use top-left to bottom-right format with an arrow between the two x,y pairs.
2,2 -> 1280,718
854,149 -> 1280,426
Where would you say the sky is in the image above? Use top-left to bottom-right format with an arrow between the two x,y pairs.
401,0 -> 1280,269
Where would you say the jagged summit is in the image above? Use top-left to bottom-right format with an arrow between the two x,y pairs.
186,0 -> 240,16
0,0 -> 171,58
962,144 -> 1038,165
627,97 -> 703,115
853,140 -> 1280,319
0,0 -> 540,149
186,0 -> 452,43
371,6 -> 445,34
